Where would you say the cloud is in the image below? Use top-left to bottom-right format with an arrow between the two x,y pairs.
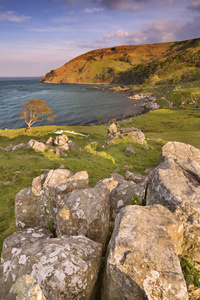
102,21 -> 181,45
0,10 -> 31,22
83,7 -> 104,13
187,1 -> 200,11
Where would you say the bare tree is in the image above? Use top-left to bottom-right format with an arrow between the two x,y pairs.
20,99 -> 57,130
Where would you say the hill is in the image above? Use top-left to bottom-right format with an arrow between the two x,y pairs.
41,38 -> 200,85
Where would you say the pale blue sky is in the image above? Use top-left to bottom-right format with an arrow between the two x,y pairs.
0,0 -> 199,77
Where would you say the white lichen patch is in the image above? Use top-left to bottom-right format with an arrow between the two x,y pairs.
117,200 -> 124,208
18,255 -> 27,265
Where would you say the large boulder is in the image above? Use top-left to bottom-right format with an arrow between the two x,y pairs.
15,169 -> 89,229
109,180 -> 146,221
56,186 -> 110,252
95,173 -> 124,193
146,144 -> 200,262
27,140 -> 46,152
161,141 -> 200,163
102,205 -> 188,300
0,235 -> 102,300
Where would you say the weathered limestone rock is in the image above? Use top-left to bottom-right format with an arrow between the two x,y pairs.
126,171 -> 148,183
146,156 -> 200,262
27,139 -> 46,152
125,145 -> 136,154
56,186 -> 110,252
102,205 -> 188,300
54,134 -> 69,146
109,180 -> 146,220
161,141 -> 200,163
130,130 -> 146,144
46,136 -> 54,146
12,143 -> 26,151
120,127 -> 139,134
108,123 -> 117,135
95,173 -> 124,193
57,142 -> 69,151
15,169 -> 89,229
105,141 -> 115,147
9,275 -> 47,300
1,235 -> 102,300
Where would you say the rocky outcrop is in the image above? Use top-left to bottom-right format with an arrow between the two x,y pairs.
146,142 -> 200,263
107,125 -> 146,144
54,134 -> 69,146
0,234 -> 102,300
56,186 -> 110,252
102,205 -> 188,300
15,169 -> 89,229
27,139 -> 46,152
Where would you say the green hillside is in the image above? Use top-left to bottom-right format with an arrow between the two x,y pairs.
42,38 -> 200,85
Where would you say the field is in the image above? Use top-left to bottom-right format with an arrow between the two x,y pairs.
0,108 -> 200,254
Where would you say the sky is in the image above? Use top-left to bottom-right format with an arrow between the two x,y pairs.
0,0 -> 200,77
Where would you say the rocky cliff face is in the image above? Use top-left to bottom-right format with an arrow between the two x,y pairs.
1,141 -> 200,299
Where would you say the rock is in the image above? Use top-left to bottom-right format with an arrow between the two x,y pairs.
146,142 -> 200,263
27,140 -> 46,152
57,142 -> 69,151
109,180 -> 147,221
126,171 -> 148,183
56,186 -> 110,252
125,145 -> 136,154
9,275 -> 47,300
58,164 -> 66,169
130,131 -> 146,144
4,144 -> 13,151
121,165 -> 132,170
46,136 -> 54,146
102,205 -> 188,300
0,235 -> 102,300
120,127 -> 139,134
161,141 -> 200,163
55,147 -> 67,156
12,143 -> 26,151
15,169 -> 89,230
144,145 -> 150,150
105,141 -> 115,147
108,123 -> 117,135
68,140 -> 78,150
144,168 -> 154,174
54,134 -> 69,146
146,157 -> 200,262
95,173 -> 124,193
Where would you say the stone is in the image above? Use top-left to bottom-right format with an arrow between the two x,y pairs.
144,145 -> 150,150
56,186 -> 110,252
2,181 -> 11,186
4,144 -> 13,151
105,141 -> 115,147
161,141 -> 200,163
125,145 -> 136,154
120,127 -> 139,134
108,123 -> 117,135
46,137 -> 54,146
55,147 -> 67,156
9,275 -> 47,300
0,235 -> 102,300
109,180 -> 147,221
126,171 -> 148,183
102,205 -> 188,300
57,142 -> 69,151
15,169 -> 89,230
54,134 -> 69,146
68,140 -> 78,150
27,140 -> 46,152
12,143 -> 26,151
130,131 -> 146,144
121,165 -> 132,170
146,156 -> 200,263
95,173 -> 123,193
144,168 -> 154,174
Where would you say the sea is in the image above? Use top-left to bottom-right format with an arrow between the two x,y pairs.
0,77 -> 145,130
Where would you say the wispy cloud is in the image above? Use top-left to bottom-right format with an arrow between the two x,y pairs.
100,20 -> 181,45
83,7 -> 104,13
187,1 -> 200,11
0,10 -> 31,22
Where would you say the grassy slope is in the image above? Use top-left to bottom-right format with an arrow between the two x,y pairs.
42,38 -> 200,85
0,109 -> 200,254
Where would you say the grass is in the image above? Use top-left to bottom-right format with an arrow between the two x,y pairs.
0,108 -> 200,255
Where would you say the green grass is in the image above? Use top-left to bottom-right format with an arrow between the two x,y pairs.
0,109 -> 200,255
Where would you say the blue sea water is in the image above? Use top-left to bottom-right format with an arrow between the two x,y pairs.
0,77 -> 144,129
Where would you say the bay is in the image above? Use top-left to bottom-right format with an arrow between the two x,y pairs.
0,77 -> 144,130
